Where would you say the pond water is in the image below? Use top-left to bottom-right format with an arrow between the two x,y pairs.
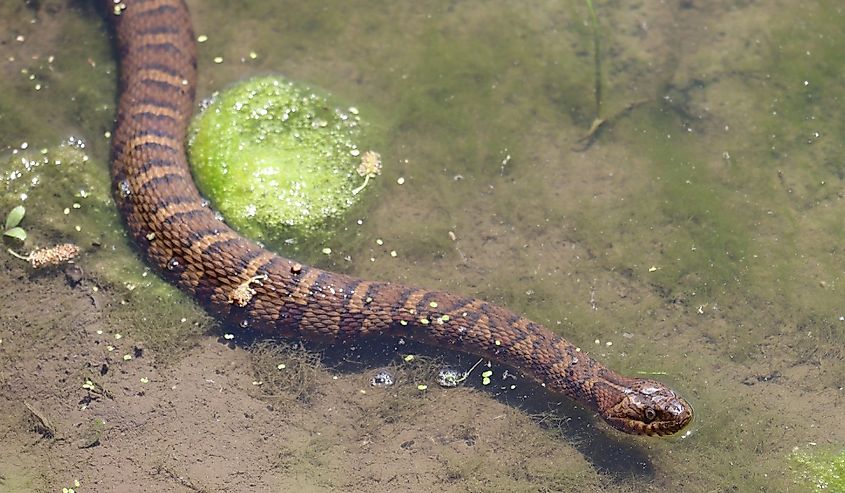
0,1 -> 843,491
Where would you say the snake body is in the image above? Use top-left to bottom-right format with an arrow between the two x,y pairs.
107,0 -> 692,436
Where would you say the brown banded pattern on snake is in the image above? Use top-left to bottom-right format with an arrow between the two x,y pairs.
106,0 -> 693,436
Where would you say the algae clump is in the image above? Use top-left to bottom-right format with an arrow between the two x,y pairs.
791,448 -> 845,492
188,76 -> 378,252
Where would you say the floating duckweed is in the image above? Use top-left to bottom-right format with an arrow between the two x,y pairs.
188,76 -> 379,251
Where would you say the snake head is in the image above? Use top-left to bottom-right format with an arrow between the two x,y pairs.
602,379 -> 693,436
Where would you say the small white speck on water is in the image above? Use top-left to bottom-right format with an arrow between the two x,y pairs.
213,56 -> 223,64
197,34 -> 208,42
118,179 -> 131,197
397,177 -> 405,185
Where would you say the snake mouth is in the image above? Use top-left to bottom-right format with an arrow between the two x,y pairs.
605,414 -> 692,436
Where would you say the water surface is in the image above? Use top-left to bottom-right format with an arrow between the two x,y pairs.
0,1 -> 843,491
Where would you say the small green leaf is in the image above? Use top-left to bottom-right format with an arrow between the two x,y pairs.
3,227 -> 27,241
5,205 -> 25,230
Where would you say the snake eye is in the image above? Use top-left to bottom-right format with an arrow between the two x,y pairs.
644,408 -> 657,423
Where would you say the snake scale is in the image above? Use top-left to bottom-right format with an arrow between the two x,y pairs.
106,0 -> 693,436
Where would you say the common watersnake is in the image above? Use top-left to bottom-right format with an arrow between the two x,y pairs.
106,0 -> 693,436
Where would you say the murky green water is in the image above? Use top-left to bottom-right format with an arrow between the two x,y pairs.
1,1 -> 844,491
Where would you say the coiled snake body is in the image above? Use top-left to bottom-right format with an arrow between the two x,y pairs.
107,0 -> 692,436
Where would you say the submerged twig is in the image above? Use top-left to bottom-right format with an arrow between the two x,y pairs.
585,0 -> 603,123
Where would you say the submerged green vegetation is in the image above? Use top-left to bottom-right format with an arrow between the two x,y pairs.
0,143 -> 211,359
188,76 -> 379,252
792,448 -> 845,492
